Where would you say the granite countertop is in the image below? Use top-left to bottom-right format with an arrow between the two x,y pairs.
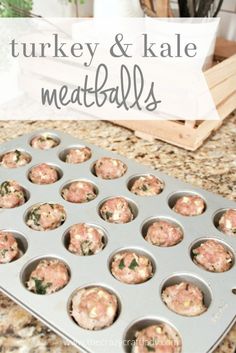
0,115 -> 235,353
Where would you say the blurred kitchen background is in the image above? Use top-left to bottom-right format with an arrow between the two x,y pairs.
35,0 -> 236,40
0,0 -> 235,40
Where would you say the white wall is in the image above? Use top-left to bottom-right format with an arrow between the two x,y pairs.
209,0 -> 236,40
33,0 -> 93,17
220,0 -> 236,12
217,11 -> 236,40
33,0 -> 73,17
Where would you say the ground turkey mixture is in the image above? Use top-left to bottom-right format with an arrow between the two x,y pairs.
111,251 -> 153,284
61,181 -> 97,203
192,239 -> 233,272
68,223 -> 105,256
71,287 -> 118,330
0,180 -> 26,209
100,197 -> 134,224
0,231 -> 19,264
145,220 -> 183,247
0,150 -> 31,168
26,203 -> 66,231
162,282 -> 207,317
218,209 -> 236,236
94,157 -> 127,180
30,135 -> 59,150
64,147 -> 91,164
172,195 -> 205,216
27,259 -> 70,295
130,175 -> 163,196
133,323 -> 182,353
29,164 -> 59,185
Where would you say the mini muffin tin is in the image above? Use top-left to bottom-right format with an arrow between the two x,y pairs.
0,130 -> 235,353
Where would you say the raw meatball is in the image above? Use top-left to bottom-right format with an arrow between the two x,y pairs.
94,157 -> 127,180
29,164 -> 59,185
192,239 -> 233,273
145,220 -> 183,247
218,209 -> 236,236
27,259 -> 69,295
31,135 -> 59,150
61,181 -> 97,203
162,282 -> 206,317
100,197 -> 134,224
0,150 -> 31,169
0,231 -> 19,264
134,323 -> 182,353
71,287 -> 118,330
173,195 -> 205,216
0,180 -> 26,209
68,223 -> 105,256
65,147 -> 91,164
130,175 -> 163,196
26,203 -> 66,231
111,251 -> 153,284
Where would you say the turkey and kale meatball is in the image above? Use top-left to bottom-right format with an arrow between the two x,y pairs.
94,157 -> 127,180
172,195 -> 205,216
68,223 -> 105,256
162,282 -> 206,317
71,287 -> 118,330
61,181 -> 97,204
130,175 -> 163,196
0,231 -> 19,264
29,164 -> 59,185
192,239 -> 233,273
111,251 -> 153,284
100,197 -> 134,224
0,180 -> 26,209
145,220 -> 183,247
0,150 -> 31,169
218,209 -> 236,236
26,203 -> 66,231
27,259 -> 70,295
31,135 -> 59,150
64,147 -> 91,164
134,323 -> 182,353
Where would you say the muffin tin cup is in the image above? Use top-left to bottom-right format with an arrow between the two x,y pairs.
27,163 -> 63,185
0,130 -> 235,353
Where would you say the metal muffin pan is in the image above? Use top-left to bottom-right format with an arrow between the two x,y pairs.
0,130 -> 235,353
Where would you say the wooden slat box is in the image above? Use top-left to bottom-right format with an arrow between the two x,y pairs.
114,38 -> 236,151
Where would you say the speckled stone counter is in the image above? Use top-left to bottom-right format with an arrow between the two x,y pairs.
0,115 -> 235,353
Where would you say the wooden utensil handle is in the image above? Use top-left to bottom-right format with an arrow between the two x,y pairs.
140,0 -> 155,16
156,0 -> 170,17
140,0 -> 173,17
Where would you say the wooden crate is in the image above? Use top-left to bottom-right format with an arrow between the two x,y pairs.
113,37 -> 236,151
